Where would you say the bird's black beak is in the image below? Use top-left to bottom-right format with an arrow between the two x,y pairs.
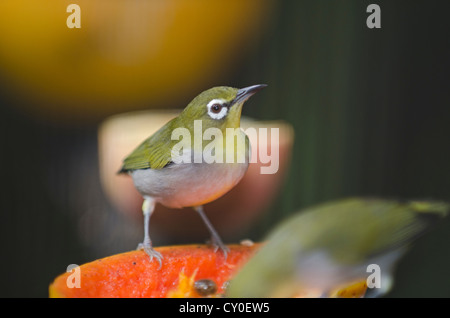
233,84 -> 267,105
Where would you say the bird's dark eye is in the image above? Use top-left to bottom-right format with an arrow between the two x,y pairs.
206,99 -> 228,119
211,104 -> 222,113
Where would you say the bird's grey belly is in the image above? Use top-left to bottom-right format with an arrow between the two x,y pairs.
130,162 -> 248,208
294,248 -> 404,294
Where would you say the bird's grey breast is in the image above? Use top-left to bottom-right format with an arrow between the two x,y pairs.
130,161 -> 249,208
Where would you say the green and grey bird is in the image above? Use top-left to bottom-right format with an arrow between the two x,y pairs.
119,85 -> 267,267
227,198 -> 448,297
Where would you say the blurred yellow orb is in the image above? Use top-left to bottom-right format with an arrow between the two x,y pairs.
0,0 -> 274,122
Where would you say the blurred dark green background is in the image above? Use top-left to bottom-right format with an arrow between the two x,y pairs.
0,0 -> 449,297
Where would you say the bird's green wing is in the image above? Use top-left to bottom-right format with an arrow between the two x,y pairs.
119,119 -> 179,172
361,199 -> 449,259
270,198 -> 448,263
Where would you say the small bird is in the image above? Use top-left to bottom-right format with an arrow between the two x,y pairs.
119,85 -> 267,267
227,198 -> 449,297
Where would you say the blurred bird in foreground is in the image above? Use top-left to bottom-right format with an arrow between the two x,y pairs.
227,198 -> 449,297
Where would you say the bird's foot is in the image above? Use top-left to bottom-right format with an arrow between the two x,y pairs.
209,237 -> 230,261
137,242 -> 163,269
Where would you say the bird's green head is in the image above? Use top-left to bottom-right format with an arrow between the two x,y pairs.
178,84 -> 267,130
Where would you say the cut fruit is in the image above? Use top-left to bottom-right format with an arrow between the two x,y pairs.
49,244 -> 260,298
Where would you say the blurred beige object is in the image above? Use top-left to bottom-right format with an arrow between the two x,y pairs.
0,0 -> 274,121
98,110 -> 293,241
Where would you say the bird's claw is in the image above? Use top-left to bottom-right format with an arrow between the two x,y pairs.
137,242 -> 163,269
210,237 -> 229,261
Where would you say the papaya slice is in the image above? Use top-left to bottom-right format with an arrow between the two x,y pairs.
49,244 -> 259,298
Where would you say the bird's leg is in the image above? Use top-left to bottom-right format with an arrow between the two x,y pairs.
194,205 -> 229,260
137,196 -> 162,268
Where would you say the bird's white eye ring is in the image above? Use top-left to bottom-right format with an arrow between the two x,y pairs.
207,99 -> 228,120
